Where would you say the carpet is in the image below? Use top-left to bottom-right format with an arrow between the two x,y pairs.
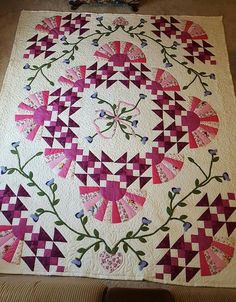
0,11 -> 235,287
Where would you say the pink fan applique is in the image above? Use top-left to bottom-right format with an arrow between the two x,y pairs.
45,144 -> 81,178
35,16 -> 62,37
146,149 -> 184,184
15,91 -> 51,141
182,97 -> 219,148
58,65 -> 87,92
0,226 -> 23,265
80,182 -> 147,224
94,41 -> 146,66
199,237 -> 235,276
147,69 -> 180,94
179,20 -> 208,40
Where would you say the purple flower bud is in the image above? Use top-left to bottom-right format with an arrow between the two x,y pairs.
183,222 -> 192,232
209,73 -> 216,80
131,120 -> 138,128
24,85 -> 31,91
141,41 -> 147,48
223,172 -> 230,181
92,39 -> 99,47
172,187 -> 181,194
60,36 -> 66,41
139,93 -> 147,99
11,141 -> 20,148
208,149 -> 217,156
141,137 -> 148,145
71,258 -> 82,268
85,136 -> 93,143
63,59 -> 70,64
138,260 -> 148,271
142,217 -> 152,225
165,62 -> 173,68
96,16 -> 103,22
46,178 -> 55,186
23,63 -> 30,69
30,213 -> 39,222
91,92 -> 98,99
75,209 -> 84,219
204,90 -> 212,97
0,166 -> 7,175
99,110 -> 106,118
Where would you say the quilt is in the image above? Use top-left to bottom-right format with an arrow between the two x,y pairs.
0,11 -> 236,287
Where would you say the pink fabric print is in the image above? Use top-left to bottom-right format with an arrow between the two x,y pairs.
80,183 -> 147,224
147,69 -> 180,95
15,91 -> 51,141
112,17 -> 129,27
199,237 -> 235,276
58,65 -> 87,92
94,41 -> 146,65
146,149 -> 184,184
182,97 -> 219,148
99,251 -> 123,273
0,226 -> 23,265
45,144 -> 81,178
35,16 -> 62,37
178,20 -> 208,40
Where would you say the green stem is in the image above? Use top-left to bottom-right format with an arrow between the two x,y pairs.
79,240 -> 103,260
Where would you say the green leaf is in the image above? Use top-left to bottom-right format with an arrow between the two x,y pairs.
195,179 -> 200,186
170,54 -> 177,58
136,250 -> 145,256
139,237 -> 147,243
52,184 -> 58,192
106,115 -> 113,120
123,243 -> 128,253
55,220 -> 64,226
95,30 -> 101,33
10,150 -> 17,154
93,229 -> 99,238
36,208 -> 45,214
161,226 -> 170,232
32,65 -> 39,69
37,191 -> 45,196
141,226 -> 149,232
77,248 -> 86,253
106,122 -> 113,127
121,107 -> 126,113
120,124 -> 127,129
168,191 -> 173,200
29,171 -> 33,179
188,157 -> 195,163
27,183 -> 35,187
112,104 -> 117,110
125,133 -> 130,140
166,206 -> 172,216
53,199 -> 60,206
36,151 -> 43,156
180,215 -> 188,220
179,202 -> 187,207
50,58 -> 56,61
50,81 -> 55,86
126,116 -> 132,120
77,234 -> 85,241
161,48 -> 165,54
202,82 -> 208,87
139,31 -> 145,35
108,26 -> 112,31
187,69 -> 192,74
130,33 -> 134,38
7,169 -> 15,174
182,62 -> 188,65
62,50 -> 69,53
94,242 -> 100,252
111,246 -> 119,254
182,86 -> 188,90
82,216 -> 88,225
105,246 -> 112,254
193,189 -> 201,194
126,231 -> 133,238
200,72 -> 206,75
215,176 -> 223,183
129,26 -> 134,31
74,45 -> 78,50
27,77 -> 34,81
98,100 -> 104,104
105,33 -> 110,36
212,156 -> 219,162
47,64 -> 51,69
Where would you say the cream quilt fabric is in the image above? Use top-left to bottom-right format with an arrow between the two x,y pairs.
0,11 -> 236,287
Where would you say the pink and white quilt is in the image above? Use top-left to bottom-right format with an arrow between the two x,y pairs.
0,11 -> 236,287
